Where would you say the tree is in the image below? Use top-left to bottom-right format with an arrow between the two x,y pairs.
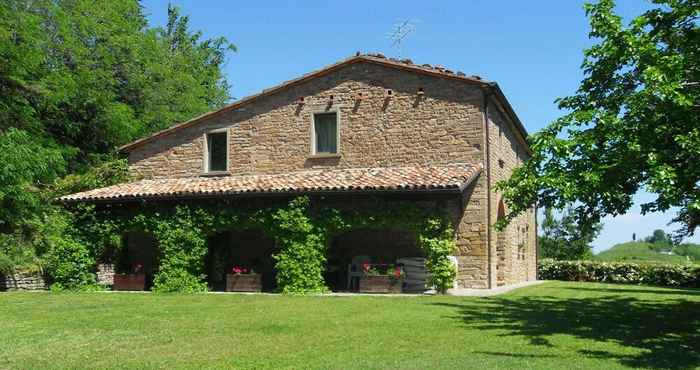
644,228 -> 674,252
0,0 -> 235,270
645,229 -> 671,245
539,208 -> 602,260
497,0 -> 700,241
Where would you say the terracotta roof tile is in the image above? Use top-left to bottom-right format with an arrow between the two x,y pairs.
58,163 -> 482,203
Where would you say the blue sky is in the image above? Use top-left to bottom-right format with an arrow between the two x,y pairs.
140,0 -> 699,251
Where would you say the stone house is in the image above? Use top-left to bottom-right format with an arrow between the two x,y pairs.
60,53 -> 536,291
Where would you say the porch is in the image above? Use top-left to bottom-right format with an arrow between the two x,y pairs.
60,164 -> 482,294
103,218 -> 432,294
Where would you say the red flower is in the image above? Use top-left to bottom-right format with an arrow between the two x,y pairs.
394,268 -> 402,278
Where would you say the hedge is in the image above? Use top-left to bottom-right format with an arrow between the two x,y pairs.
538,259 -> 700,288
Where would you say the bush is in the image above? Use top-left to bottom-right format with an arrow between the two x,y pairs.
0,233 -> 42,275
538,259 -> 700,288
44,237 -> 97,289
0,252 -> 13,275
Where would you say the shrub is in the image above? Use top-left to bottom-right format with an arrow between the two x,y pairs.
0,233 -> 42,275
272,197 -> 329,294
44,237 -> 97,289
0,252 -> 13,275
538,259 -> 700,288
419,218 -> 457,294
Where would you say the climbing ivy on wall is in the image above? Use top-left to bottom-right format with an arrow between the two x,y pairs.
62,196 -> 457,294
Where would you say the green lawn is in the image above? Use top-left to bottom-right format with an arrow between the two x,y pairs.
1,282 -> 699,369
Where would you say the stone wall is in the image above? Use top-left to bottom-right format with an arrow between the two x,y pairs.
128,62 -> 484,178
123,60 -> 533,289
487,98 -> 537,286
97,263 -> 115,286
0,273 -> 47,291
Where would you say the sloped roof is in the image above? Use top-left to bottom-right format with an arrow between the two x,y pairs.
58,163 -> 482,203
118,53 -> 529,153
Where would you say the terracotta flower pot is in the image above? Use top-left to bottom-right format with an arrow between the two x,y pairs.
113,273 -> 146,291
226,273 -> 262,292
359,275 -> 403,293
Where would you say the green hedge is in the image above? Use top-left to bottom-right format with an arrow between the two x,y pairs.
538,259 -> 700,288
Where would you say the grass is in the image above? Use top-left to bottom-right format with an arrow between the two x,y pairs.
1,282 -> 699,369
594,241 -> 696,264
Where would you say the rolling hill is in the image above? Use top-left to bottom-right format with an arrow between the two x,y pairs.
593,242 -> 698,264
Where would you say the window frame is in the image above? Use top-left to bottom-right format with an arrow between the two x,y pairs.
309,109 -> 341,157
202,128 -> 229,174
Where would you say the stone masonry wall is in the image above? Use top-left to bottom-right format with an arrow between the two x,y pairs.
128,62 -> 484,177
0,273 -> 47,291
487,99 -> 537,286
125,61 -> 531,289
97,263 -> 115,286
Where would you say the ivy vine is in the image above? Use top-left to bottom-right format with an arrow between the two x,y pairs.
62,196 -> 458,294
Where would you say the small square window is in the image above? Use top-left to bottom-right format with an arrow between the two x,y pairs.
206,131 -> 228,172
313,112 -> 338,154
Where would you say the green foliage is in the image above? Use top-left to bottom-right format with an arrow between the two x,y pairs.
539,259 -> 700,288
673,243 -> 700,260
63,197 -> 458,294
0,0 -> 235,274
148,207 -> 209,293
497,0 -> 700,240
0,252 -> 13,275
0,233 -> 41,274
643,229 -> 673,252
0,0 -> 235,158
418,218 -> 458,293
51,159 -> 132,198
539,208 -> 602,260
0,129 -> 65,235
44,236 -> 97,290
271,197 -> 328,294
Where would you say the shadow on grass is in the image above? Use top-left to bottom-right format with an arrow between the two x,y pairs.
432,285 -> 700,369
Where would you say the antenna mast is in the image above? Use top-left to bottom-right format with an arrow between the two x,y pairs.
387,19 -> 416,58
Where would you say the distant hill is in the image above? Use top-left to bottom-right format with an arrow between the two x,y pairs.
593,242 -> 698,264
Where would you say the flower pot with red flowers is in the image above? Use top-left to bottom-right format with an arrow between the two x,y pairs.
358,263 -> 404,293
226,266 -> 262,292
113,263 -> 146,291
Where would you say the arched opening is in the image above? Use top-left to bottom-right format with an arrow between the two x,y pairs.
205,230 -> 278,292
326,229 -> 426,293
496,199 -> 507,286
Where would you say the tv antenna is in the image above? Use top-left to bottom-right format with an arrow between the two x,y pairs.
387,19 -> 417,58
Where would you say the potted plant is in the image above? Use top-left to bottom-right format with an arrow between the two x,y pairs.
113,263 -> 146,291
225,266 -> 262,292
358,263 -> 404,293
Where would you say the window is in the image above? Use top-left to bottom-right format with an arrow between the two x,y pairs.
313,112 -> 338,154
206,131 -> 228,172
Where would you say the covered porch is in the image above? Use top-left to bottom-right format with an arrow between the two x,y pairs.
61,164 -> 482,294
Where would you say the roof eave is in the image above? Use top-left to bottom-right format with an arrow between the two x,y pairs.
59,186 -> 468,205
485,82 -> 532,156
